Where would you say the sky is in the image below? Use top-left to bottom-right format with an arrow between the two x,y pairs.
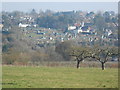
1,2 -> 118,13
1,0 -> 119,2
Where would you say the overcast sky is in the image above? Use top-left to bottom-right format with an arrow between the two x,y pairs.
2,2 -> 118,13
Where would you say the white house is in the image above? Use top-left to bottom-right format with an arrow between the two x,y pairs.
77,27 -> 83,33
0,24 -> 3,29
68,26 -> 76,30
19,23 -> 30,28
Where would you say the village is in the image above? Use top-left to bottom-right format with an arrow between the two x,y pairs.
1,2 -> 119,89
1,9 -> 118,50
16,10 -> 118,48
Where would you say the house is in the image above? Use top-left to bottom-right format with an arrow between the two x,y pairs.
49,37 -> 53,40
105,29 -> 112,36
0,24 -> 3,29
67,22 -> 94,35
76,28 -> 82,33
19,23 -> 30,28
81,26 -> 89,31
37,31 -> 45,35
80,26 -> 94,35
33,24 -> 37,27
68,26 -> 76,30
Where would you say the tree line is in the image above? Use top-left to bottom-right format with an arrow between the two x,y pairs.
2,36 -> 118,70
55,41 -> 118,70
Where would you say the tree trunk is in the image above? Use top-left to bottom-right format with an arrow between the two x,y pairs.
101,62 -> 105,70
77,60 -> 80,69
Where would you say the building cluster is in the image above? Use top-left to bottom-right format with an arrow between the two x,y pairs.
67,22 -> 95,36
1,10 -> 118,47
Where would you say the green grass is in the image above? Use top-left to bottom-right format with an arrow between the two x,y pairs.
2,66 -> 118,88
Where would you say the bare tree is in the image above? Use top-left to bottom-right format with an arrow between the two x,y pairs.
91,46 -> 118,70
70,46 -> 118,70
70,47 -> 91,68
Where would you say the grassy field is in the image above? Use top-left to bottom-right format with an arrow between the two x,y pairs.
2,65 -> 118,88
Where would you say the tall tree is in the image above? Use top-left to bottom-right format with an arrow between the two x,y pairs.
94,13 -> 106,32
55,40 -> 75,61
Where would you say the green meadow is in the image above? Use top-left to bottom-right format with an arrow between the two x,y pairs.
2,66 -> 118,88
